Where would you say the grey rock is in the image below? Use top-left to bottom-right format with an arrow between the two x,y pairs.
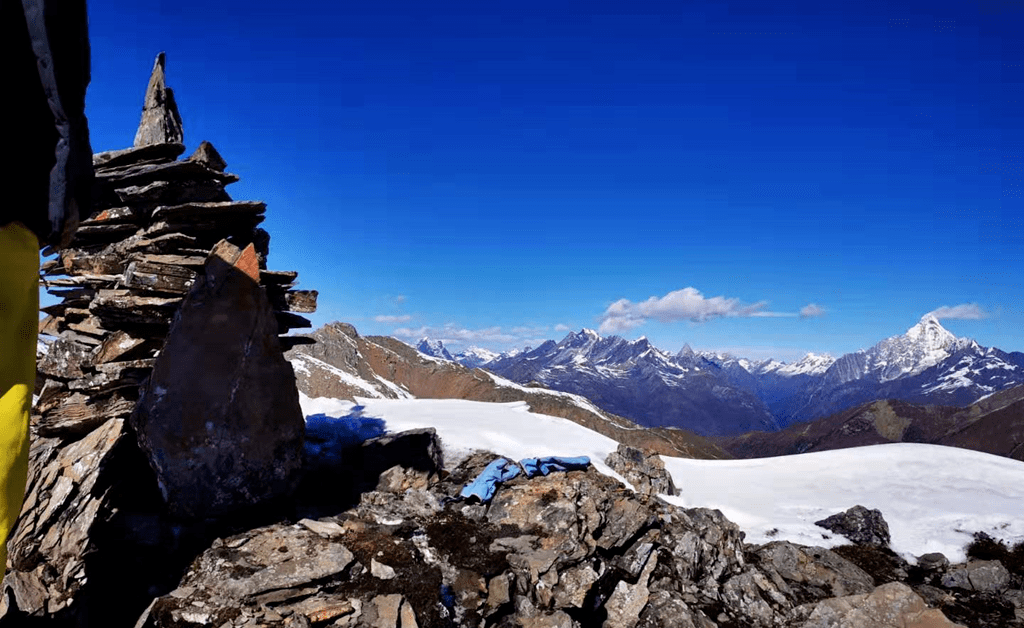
605,443 -> 679,497
756,542 -> 875,598
37,336 -> 94,379
134,53 -> 184,147
966,560 -> 1011,592
637,591 -> 715,628
371,558 -> 397,580
2,419 -> 127,618
94,142 -> 185,168
113,178 -> 231,209
940,567 -> 972,590
654,507 -> 748,597
795,582 -> 963,628
722,568 -> 791,627
913,584 -> 955,608
368,593 -> 403,628
814,505 -> 891,547
917,552 -> 950,571
189,140 -> 227,171
552,563 -> 599,608
96,158 -> 238,189
138,521 -> 354,622
131,240 -> 305,519
603,551 -> 657,628
399,598 -> 420,628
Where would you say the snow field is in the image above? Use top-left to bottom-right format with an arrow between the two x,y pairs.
299,394 -> 1024,564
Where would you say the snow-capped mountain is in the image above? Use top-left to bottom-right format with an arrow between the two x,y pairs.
415,337 -> 454,361
822,314 -> 975,387
485,329 -> 779,436
476,316 -> 1024,434
755,353 -> 836,377
452,346 -> 499,369
770,315 -> 1021,423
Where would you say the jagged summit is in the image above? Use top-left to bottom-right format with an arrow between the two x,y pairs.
415,337 -> 454,361
905,313 -> 956,346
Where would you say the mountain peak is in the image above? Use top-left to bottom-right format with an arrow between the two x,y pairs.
416,337 -> 453,361
905,314 -> 954,345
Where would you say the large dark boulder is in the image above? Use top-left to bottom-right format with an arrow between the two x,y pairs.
814,505 -> 891,547
130,240 -> 305,519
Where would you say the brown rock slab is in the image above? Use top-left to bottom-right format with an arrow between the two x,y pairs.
134,53 -> 184,147
113,178 -> 231,210
150,200 -> 266,223
81,205 -> 140,225
122,260 -> 197,294
38,392 -> 135,436
272,289 -> 319,313
90,290 -> 181,327
130,239 -> 305,519
93,142 -> 185,168
96,159 -> 238,189
93,330 -> 148,364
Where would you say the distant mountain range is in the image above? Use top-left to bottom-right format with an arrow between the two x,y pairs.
286,323 -> 731,459
413,314 -> 1024,436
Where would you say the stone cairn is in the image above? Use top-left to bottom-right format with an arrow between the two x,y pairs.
35,52 -> 316,437
2,53 -> 316,623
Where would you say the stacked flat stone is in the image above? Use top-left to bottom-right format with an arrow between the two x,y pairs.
35,54 -> 317,439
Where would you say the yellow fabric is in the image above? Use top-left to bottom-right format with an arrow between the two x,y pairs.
0,222 -> 39,572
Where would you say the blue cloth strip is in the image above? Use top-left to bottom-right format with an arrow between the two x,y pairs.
459,458 -> 521,502
520,455 -> 591,478
458,455 -> 591,503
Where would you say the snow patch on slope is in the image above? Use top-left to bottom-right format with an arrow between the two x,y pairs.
289,354 -> 384,398
300,395 -> 1024,564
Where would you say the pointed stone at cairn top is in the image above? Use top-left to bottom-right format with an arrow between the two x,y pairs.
134,52 -> 184,147
189,140 -> 227,171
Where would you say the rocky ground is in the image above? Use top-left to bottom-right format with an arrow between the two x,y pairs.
122,440 -> 1022,628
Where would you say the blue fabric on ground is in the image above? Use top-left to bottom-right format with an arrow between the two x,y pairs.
458,455 -> 592,503
520,456 -> 591,478
459,457 -> 522,502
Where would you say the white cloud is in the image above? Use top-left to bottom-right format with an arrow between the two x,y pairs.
554,323 -> 571,332
598,287 -> 771,333
800,303 -> 826,318
374,314 -> 413,323
928,303 -> 989,320
395,295 -> 407,304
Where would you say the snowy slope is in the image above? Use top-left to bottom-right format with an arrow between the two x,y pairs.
299,394 -> 1024,564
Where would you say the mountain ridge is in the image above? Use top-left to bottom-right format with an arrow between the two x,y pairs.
413,315 -> 1024,435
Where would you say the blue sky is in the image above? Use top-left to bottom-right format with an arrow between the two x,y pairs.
81,0 -> 1022,361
